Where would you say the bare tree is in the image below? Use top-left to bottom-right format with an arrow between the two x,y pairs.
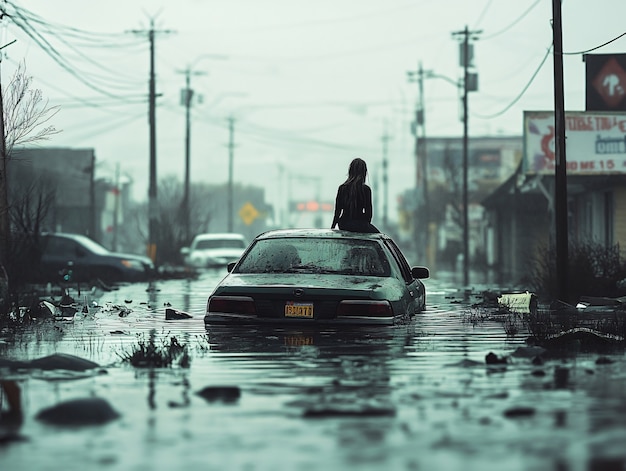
2,61 -> 60,154
5,181 -> 55,289
0,60 -> 59,313
10,179 -> 55,234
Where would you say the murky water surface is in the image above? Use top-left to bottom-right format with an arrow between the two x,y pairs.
1,270 -> 626,471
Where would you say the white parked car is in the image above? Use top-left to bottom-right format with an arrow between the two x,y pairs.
181,233 -> 248,268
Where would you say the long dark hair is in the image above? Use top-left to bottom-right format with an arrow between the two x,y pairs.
342,158 -> 368,215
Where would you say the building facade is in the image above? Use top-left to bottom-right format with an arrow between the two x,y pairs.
482,111 -> 626,285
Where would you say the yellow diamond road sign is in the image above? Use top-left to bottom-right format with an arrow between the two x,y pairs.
239,202 -> 259,225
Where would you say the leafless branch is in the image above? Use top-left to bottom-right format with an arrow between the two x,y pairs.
3,61 -> 61,156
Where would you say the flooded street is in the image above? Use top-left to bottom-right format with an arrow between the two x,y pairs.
2,271 -> 626,471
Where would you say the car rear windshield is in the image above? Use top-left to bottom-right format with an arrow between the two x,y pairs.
235,237 -> 390,276
195,239 -> 246,250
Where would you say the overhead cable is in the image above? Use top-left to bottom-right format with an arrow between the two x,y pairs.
473,43 -> 552,119
481,0 -> 541,40
563,31 -> 626,55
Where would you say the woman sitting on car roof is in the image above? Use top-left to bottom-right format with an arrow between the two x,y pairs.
331,158 -> 379,233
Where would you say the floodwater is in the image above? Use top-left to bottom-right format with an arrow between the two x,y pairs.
1,270 -> 626,471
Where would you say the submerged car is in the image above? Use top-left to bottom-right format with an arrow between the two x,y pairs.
205,229 -> 429,326
38,232 -> 155,283
181,233 -> 248,268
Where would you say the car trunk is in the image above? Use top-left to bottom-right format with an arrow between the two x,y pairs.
213,273 -> 391,321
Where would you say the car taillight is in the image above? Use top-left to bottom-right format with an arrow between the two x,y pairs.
337,300 -> 392,317
208,296 -> 256,315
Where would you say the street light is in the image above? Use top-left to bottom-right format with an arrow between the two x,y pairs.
452,26 -> 481,288
178,54 -> 228,243
407,66 -> 462,267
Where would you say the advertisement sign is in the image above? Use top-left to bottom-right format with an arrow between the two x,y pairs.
524,111 -> 626,175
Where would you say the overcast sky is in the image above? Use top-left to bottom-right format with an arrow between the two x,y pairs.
2,0 -> 625,225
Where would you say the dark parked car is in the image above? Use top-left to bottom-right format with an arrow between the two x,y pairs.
205,228 -> 429,325
38,232 -> 155,283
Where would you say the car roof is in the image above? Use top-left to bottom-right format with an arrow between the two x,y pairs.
193,233 -> 246,240
42,232 -> 88,240
254,228 -> 392,241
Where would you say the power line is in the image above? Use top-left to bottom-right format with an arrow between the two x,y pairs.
5,1 -> 146,48
6,13 -> 140,97
473,43 -> 552,119
3,3 -> 147,95
2,55 -> 147,114
563,31 -> 626,55
472,0 -> 493,29
61,111 -> 146,142
474,29 -> 626,119
481,0 -> 541,40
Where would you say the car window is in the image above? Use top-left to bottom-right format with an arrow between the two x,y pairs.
384,239 -> 413,283
45,237 -> 78,257
236,238 -> 390,276
43,235 -> 109,257
73,235 -> 109,255
194,239 -> 246,250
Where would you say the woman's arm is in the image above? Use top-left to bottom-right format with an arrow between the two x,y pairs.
364,185 -> 373,222
331,186 -> 343,228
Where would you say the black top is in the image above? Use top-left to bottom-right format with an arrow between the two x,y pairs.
331,183 -> 373,229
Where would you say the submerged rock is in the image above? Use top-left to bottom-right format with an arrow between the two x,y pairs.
165,308 -> 193,320
36,397 -> 120,426
303,406 -> 396,418
0,353 -> 100,372
29,353 -> 100,371
485,352 -> 508,365
196,386 -> 241,403
504,406 -> 536,418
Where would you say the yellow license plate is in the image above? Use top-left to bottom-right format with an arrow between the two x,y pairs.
284,335 -> 314,346
284,302 -> 314,318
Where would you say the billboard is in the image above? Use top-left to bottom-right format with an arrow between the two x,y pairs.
524,111 -> 626,175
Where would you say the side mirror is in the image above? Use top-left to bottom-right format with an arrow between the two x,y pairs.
180,247 -> 190,255
411,266 -> 430,279
227,261 -> 237,272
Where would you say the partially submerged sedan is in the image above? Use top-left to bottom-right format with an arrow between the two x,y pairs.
205,229 -> 429,326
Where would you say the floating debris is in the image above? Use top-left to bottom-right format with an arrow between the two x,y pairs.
497,291 -> 537,314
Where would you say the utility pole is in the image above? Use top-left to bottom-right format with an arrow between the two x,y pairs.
452,25 -> 481,287
381,125 -> 390,232
89,150 -> 96,239
112,162 -> 120,252
178,67 -> 206,244
227,116 -> 235,233
407,62 -> 431,263
552,0 -> 569,301
129,19 -> 173,265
